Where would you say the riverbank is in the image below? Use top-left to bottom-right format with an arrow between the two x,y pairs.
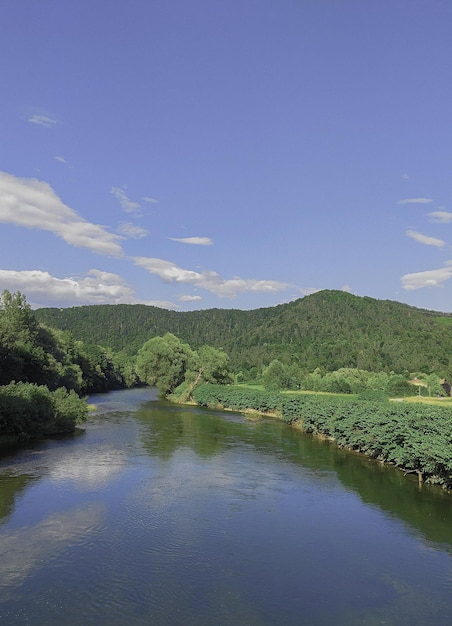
192,384 -> 452,490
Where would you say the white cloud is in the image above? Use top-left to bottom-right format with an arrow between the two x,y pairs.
179,294 -> 202,302
169,236 -> 213,246
401,265 -> 452,290
133,256 -> 292,297
117,222 -> 148,239
401,173 -> 410,180
406,229 -> 445,247
27,113 -> 58,128
142,196 -> 158,204
111,186 -> 141,215
0,171 -> 123,256
398,197 -> 433,205
54,155 -> 68,165
0,268 -> 178,309
428,211 -> 452,223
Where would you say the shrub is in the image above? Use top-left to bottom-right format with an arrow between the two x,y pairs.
0,382 -> 87,440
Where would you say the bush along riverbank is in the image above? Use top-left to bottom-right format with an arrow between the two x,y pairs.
0,382 -> 88,442
193,385 -> 452,489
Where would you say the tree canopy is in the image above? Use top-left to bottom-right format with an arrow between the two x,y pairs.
35,290 -> 452,377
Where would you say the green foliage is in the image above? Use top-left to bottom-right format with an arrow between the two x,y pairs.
193,384 -> 281,413
0,382 -> 87,440
196,345 -> 233,385
0,290 -> 131,394
136,334 -> 233,398
35,290 -> 452,378
136,333 -> 196,394
262,359 -> 288,391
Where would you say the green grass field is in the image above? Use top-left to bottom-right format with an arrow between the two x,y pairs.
236,383 -> 452,406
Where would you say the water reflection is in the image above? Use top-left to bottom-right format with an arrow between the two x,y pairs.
135,400 -> 452,553
0,503 -> 105,591
0,474 -> 35,523
0,389 -> 452,625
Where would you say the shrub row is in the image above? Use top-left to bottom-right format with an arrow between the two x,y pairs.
193,385 -> 452,488
193,384 -> 281,413
0,382 -> 88,441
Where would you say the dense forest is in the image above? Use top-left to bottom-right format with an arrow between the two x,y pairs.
36,290 -> 452,376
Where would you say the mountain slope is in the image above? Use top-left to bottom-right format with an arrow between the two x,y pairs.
35,290 -> 452,374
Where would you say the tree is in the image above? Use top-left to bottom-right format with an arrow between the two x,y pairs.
262,359 -> 288,391
196,345 -> 233,385
0,290 -> 40,385
136,333 -> 196,394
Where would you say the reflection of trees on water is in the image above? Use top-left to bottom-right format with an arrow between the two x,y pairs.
0,473 -> 35,523
135,405 -> 231,460
136,401 -> 452,551
332,451 -> 452,549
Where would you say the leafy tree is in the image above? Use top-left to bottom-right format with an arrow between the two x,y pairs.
136,333 -> 196,394
262,359 -> 288,391
0,290 -> 39,385
195,345 -> 233,385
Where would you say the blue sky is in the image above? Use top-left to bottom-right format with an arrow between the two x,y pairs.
1,0 -> 452,312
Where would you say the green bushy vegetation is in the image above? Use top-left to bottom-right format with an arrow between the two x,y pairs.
136,332 -> 233,400
193,384 -> 452,488
0,382 -> 87,440
0,290 -> 128,441
193,383 -> 281,413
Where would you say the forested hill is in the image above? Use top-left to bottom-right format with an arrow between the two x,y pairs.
35,290 -> 452,374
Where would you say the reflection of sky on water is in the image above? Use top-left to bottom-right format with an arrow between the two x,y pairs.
1,390 -> 452,625
0,503 -> 105,589
49,447 -> 126,489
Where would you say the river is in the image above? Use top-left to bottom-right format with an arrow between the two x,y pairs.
1,387 -> 452,625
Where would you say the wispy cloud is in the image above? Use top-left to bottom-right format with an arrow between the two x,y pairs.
142,196 -> 158,204
27,114 -> 58,128
428,211 -> 452,223
169,236 -> 213,246
406,229 -> 445,247
117,222 -> 148,239
111,186 -> 142,215
133,256 -> 292,298
398,197 -> 433,205
401,263 -> 452,290
0,268 -> 178,309
54,155 -> 68,165
0,171 -> 123,256
179,294 -> 202,302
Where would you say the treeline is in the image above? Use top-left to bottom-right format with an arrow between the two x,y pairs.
0,291 -> 234,441
193,385 -> 452,489
258,361 -> 445,397
36,290 -> 452,376
0,290 -> 129,441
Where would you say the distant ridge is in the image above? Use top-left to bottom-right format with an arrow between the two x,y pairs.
35,290 -> 452,374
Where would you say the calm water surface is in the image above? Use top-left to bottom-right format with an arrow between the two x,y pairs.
1,388 -> 452,625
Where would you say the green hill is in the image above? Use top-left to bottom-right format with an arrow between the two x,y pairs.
35,290 -> 452,375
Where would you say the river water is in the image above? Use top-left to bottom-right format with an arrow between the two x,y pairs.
1,388 -> 452,625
